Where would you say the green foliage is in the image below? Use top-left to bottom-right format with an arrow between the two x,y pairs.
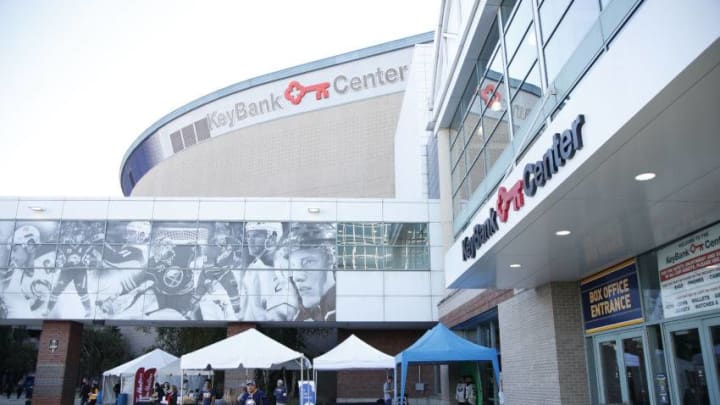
79,326 -> 132,381
154,327 -> 226,357
0,326 -> 37,380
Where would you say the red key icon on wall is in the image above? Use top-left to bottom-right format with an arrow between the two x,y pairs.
284,80 -> 331,105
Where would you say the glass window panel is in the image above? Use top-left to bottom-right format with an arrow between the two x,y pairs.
151,221 -> 200,244
200,221 -> 244,245
148,243 -> 196,269
468,151 -> 488,193
479,75 -> 508,121
622,337 -> 650,405
511,62 -> 543,134
195,245 -> 244,269
337,245 -> 384,270
106,221 -> 151,244
504,0 -> 533,60
452,153 -> 467,194
462,96 -> 483,143
507,24 -> 538,86
477,19 -> 501,75
170,131 -> 183,153
459,69 -> 479,115
450,109 -> 462,146
671,328 -> 710,405
56,244 -> 103,268
711,326 -> 720,395
539,0 -> 572,42
599,341 -> 622,404
486,112 -> 511,171
544,0 -> 600,83
384,246 -> 429,270
453,178 -> 470,218
451,131 -> 465,169
102,244 -> 148,269
14,221 -> 59,244
465,119 -> 486,168
194,118 -> 211,141
59,220 -> 106,244
0,244 -> 10,268
384,223 -> 428,246
0,220 -> 14,244
500,0 -> 520,29
337,223 -> 384,246
10,244 -> 57,268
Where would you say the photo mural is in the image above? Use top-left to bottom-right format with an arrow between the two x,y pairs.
0,220 -> 428,322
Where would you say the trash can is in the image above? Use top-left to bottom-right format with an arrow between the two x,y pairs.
117,393 -> 128,405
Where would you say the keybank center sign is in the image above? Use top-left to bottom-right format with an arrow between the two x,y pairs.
154,47 -> 413,153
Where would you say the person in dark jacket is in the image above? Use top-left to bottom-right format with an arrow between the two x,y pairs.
239,380 -> 266,405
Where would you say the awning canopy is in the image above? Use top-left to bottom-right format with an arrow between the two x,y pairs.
394,324 -> 500,398
180,328 -> 309,370
103,348 -> 178,377
313,334 -> 394,370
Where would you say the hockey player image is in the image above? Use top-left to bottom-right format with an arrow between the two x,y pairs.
42,222 -> 100,318
285,223 -> 337,321
101,221 -> 150,269
246,222 -> 284,268
188,223 -> 246,320
1,225 -> 40,291
96,236 -> 196,320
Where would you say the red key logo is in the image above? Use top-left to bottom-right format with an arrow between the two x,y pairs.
496,180 -> 525,223
284,80 -> 331,105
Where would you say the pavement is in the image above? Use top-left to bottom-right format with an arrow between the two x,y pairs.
0,395 -> 83,405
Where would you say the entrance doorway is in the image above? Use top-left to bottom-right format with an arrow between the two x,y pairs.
664,317 -> 720,404
593,329 -> 651,404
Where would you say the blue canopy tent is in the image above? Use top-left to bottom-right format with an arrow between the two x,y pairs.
394,323 -> 501,402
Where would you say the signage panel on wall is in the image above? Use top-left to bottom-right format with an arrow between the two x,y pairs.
658,222 -> 720,319
580,260 -> 643,334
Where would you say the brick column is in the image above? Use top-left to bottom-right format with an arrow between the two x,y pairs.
34,321 -> 84,405
225,322 -> 256,400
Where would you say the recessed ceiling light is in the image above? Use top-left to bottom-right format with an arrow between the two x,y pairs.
28,206 -> 46,212
708,265 -> 719,270
307,208 -> 320,214
634,172 -> 656,181
555,230 -> 571,236
509,264 -> 522,268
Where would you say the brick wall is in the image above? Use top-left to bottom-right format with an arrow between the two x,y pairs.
497,283 -> 588,405
440,290 -> 513,327
34,321 -> 83,405
336,329 -> 434,401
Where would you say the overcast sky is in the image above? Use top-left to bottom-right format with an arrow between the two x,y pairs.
0,0 -> 437,197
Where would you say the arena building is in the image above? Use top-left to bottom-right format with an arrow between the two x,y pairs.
0,33 -> 451,405
431,0 -> 720,404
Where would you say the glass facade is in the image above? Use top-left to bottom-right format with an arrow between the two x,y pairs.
0,219 -> 430,322
449,0 -> 642,234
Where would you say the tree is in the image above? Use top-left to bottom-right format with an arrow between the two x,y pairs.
0,326 -> 37,386
155,327 -> 226,356
79,326 -> 132,382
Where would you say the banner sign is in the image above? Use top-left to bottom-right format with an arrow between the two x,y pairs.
133,367 -> 156,404
658,223 -> 720,318
581,260 -> 643,334
298,381 -> 316,405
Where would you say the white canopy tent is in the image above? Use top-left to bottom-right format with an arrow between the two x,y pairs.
102,348 -> 178,404
312,334 -> 395,398
180,328 -> 311,398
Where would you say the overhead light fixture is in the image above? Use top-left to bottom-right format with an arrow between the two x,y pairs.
28,206 -> 46,212
490,100 -> 502,111
634,172 -> 656,181
509,264 -> 522,268
555,230 -> 571,236
707,264 -> 719,270
307,208 -> 320,214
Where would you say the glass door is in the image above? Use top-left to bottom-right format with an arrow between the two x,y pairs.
665,317 -> 720,404
594,329 -> 651,404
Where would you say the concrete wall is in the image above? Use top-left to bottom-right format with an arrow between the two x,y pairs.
132,94 -> 402,198
498,283 -> 588,405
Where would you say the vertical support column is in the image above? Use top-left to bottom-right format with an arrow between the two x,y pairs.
225,323 -> 256,400
34,321 -> 84,405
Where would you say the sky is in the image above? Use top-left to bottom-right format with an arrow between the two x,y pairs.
0,0 -> 438,197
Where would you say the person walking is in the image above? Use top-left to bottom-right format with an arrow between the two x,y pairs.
455,377 -> 468,405
383,376 -> 394,405
79,377 -> 91,405
273,379 -> 287,405
199,380 -> 216,405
